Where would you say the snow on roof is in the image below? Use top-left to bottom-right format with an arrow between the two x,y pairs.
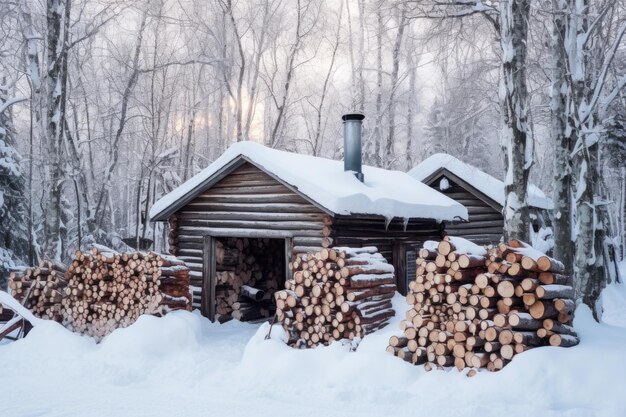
150,142 -> 468,222
408,153 -> 553,210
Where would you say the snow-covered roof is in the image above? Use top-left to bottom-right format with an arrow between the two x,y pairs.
408,153 -> 553,210
150,142 -> 468,222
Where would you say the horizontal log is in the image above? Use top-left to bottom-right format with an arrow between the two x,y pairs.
529,300 -> 559,320
348,273 -> 395,289
538,272 -> 571,285
457,254 -> 485,269
542,319 -> 576,336
193,193 -> 305,204
507,312 -> 543,330
554,298 -> 575,314
447,220 -> 505,230
346,284 -> 396,302
182,202 -> 323,213
389,336 -> 409,349
200,184 -> 292,195
535,285 -> 574,300
240,285 -> 265,302
549,333 -> 579,347
178,220 -> 324,232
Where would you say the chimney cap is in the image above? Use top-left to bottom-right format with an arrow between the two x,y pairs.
342,113 -> 365,121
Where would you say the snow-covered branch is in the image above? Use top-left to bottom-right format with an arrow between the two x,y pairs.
0,96 -> 28,114
407,0 -> 500,30
579,21 -> 626,124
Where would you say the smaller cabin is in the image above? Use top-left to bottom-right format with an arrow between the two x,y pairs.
408,154 -> 553,246
150,141 -> 467,320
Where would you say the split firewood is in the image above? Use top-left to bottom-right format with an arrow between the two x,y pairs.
214,238 -> 282,321
8,247 -> 192,341
387,238 -> 579,372
274,247 -> 396,348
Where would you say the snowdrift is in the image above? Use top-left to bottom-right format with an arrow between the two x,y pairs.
1,280 -> 626,416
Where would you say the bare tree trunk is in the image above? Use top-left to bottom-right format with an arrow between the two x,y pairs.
94,10 -> 147,230
183,105 -> 197,181
574,132 -> 605,311
499,0 -> 532,242
566,0 -> 626,314
269,0 -> 307,147
384,6 -> 407,169
43,0 -> 66,261
618,167 -> 626,260
550,0 -> 573,273
373,3 -> 383,166
220,0 -> 245,142
345,0 -> 358,110
311,2 -> 343,156
243,1 -> 273,140
564,0 -> 594,307
357,0 -> 366,113
20,3 -> 42,264
406,46 -> 417,169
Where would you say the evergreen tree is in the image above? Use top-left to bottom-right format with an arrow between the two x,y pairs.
0,84 -> 30,288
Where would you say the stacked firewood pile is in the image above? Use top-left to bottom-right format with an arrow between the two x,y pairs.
8,261 -> 68,321
387,237 -> 579,372
7,245 -> 191,341
215,238 -> 282,321
274,246 -> 396,348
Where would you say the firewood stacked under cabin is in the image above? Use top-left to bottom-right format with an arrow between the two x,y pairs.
215,238 -> 283,321
387,237 -> 579,372
274,246 -> 396,348
8,261 -> 68,321
7,245 -> 192,341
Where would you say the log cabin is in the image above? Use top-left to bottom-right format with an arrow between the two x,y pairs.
150,115 -> 467,321
408,154 -> 553,246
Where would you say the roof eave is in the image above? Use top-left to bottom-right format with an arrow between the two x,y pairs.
150,154 -> 337,222
150,156 -> 249,222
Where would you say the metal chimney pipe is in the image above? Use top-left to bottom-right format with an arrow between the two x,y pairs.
342,113 -> 365,182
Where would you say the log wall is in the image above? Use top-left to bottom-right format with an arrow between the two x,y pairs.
167,161 -> 447,310
168,162 -> 331,309
425,175 -> 504,245
331,216 -> 444,294
331,216 -> 443,261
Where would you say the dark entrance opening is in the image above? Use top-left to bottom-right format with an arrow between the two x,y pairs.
203,236 -> 287,322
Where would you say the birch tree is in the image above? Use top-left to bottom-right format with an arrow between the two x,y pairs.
498,0 -> 533,242
267,0 -> 321,147
218,0 -> 246,142
544,0 -> 625,311
303,1 -> 343,156
93,9 -> 148,232
42,0 -> 68,261
566,1 -> 625,311
410,0 -> 533,242
384,4 -> 408,168
549,0 -> 573,273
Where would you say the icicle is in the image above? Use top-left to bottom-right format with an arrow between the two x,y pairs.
384,216 -> 393,230
403,217 -> 409,231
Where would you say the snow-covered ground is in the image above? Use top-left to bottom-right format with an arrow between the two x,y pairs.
1,267 -> 626,417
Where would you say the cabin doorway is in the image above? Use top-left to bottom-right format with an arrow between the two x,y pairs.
202,235 -> 290,322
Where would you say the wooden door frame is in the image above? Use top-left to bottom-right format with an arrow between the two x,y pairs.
392,242 -> 407,295
202,231 -> 294,322
202,235 -> 217,321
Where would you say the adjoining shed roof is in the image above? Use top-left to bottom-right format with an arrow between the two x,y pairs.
408,153 -> 554,210
150,141 -> 468,222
